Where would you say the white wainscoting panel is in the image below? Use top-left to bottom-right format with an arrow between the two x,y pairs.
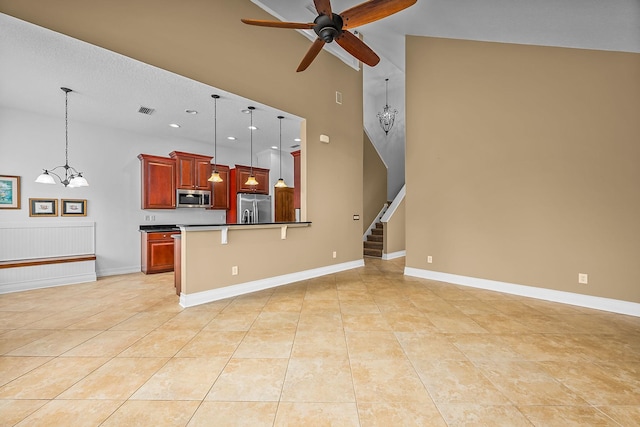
0,221 -> 95,261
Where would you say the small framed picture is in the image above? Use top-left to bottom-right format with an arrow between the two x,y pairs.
61,199 -> 87,216
0,175 -> 20,209
29,198 -> 58,217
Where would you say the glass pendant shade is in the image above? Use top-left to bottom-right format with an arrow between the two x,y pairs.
245,175 -> 259,186
275,178 -> 287,188
208,170 -> 223,183
36,171 -> 56,184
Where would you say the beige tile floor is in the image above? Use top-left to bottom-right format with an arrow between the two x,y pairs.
1,257 -> 639,426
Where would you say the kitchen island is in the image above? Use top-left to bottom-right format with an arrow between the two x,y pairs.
174,222 -> 320,308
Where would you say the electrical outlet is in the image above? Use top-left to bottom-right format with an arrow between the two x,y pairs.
144,215 -> 150,221
332,251 -> 337,259
578,273 -> 588,284
427,256 -> 433,264
150,215 -> 156,221
232,266 -> 238,276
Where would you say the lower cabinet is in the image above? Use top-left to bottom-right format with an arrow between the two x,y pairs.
141,231 -> 180,274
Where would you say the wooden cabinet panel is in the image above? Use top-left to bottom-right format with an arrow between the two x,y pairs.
291,150 -> 301,209
209,164 -> 230,209
275,187 -> 295,222
234,165 -> 269,194
170,151 -> 212,190
141,231 -> 179,274
138,154 -> 176,209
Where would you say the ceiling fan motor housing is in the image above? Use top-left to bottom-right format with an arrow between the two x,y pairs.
314,13 -> 343,43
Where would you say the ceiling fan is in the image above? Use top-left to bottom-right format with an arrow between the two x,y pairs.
241,0 -> 417,72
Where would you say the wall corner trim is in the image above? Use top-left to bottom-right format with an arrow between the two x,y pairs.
404,267 -> 640,318
180,259 -> 365,308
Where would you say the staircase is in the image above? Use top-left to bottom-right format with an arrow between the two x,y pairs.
364,222 -> 384,257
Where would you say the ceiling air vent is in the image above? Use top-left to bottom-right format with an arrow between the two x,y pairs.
138,106 -> 155,115
290,144 -> 300,149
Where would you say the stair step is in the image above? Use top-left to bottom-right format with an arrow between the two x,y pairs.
371,228 -> 383,236
364,248 -> 383,257
367,234 -> 383,242
375,222 -> 384,229
364,241 -> 382,249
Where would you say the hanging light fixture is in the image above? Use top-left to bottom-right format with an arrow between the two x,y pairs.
36,87 -> 89,187
208,94 -> 223,183
275,115 -> 288,188
377,78 -> 397,135
244,106 -> 259,186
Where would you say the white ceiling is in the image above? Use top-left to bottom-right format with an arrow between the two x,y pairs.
1,1 -> 638,150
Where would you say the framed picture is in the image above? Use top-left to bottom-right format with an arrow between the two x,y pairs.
0,175 -> 20,209
29,198 -> 58,217
61,199 -> 87,216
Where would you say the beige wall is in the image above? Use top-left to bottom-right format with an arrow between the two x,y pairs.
406,36 -> 640,303
1,1 -> 364,289
363,131 -> 387,233
383,197 -> 405,255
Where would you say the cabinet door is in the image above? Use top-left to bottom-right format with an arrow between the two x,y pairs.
210,165 -> 229,209
236,165 -> 269,194
275,187 -> 295,222
175,156 -> 196,189
195,159 -> 212,190
138,154 -> 176,209
141,232 -> 179,274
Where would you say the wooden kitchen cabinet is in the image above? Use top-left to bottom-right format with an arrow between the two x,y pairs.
209,164 -> 230,209
141,231 -> 179,274
138,154 -> 176,209
275,186 -> 295,222
291,150 -> 301,209
169,151 -> 213,190
232,164 -> 269,194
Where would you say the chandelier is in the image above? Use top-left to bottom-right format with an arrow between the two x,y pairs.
377,78 -> 397,135
35,87 -> 89,187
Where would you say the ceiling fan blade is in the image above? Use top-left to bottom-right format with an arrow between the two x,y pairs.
341,0 -> 417,29
335,31 -> 380,67
297,38 -> 326,72
313,0 -> 332,16
241,18 -> 316,30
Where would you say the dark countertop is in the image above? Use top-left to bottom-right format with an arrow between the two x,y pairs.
139,225 -> 180,233
140,222 -> 311,232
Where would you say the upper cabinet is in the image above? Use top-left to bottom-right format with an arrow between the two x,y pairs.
209,164 -> 230,210
169,151 -> 212,190
138,154 -> 176,209
231,164 -> 269,194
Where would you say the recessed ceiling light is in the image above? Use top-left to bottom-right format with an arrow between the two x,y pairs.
294,138 -> 301,142
248,126 -> 258,130
185,109 -> 198,115
271,146 -> 278,150
169,123 -> 180,128
227,136 -> 236,140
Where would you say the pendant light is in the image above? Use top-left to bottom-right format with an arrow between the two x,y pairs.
208,94 -> 223,183
244,106 -> 259,186
274,115 -> 287,188
36,87 -> 89,187
377,78 -> 397,135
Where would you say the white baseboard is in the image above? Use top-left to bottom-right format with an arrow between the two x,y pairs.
96,265 -> 141,277
404,267 -> 640,317
0,261 -> 96,294
180,259 -> 365,308
383,250 -> 406,260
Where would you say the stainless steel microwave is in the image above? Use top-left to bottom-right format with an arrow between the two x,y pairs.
176,189 -> 211,208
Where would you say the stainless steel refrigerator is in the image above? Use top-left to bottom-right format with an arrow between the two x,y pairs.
237,194 -> 272,224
